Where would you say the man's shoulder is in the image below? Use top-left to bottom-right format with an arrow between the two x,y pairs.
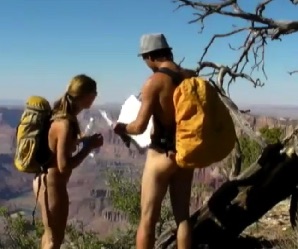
143,74 -> 164,89
149,69 -> 178,84
140,76 -> 161,99
180,68 -> 197,78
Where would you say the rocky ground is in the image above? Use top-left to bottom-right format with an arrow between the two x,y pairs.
245,199 -> 291,238
188,199 -> 298,249
241,199 -> 298,249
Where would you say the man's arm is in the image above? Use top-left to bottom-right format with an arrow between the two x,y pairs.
125,78 -> 158,135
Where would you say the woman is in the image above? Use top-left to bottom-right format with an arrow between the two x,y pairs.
33,74 -> 103,249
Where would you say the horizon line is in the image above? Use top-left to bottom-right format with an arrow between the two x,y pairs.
1,100 -> 298,108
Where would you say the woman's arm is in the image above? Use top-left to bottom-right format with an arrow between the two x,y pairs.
56,120 -> 91,175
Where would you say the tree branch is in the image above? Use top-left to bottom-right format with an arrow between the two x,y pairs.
174,0 -> 298,91
290,0 -> 298,5
197,61 -> 264,90
288,70 -> 298,75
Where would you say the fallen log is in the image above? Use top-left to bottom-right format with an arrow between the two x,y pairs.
155,142 -> 298,249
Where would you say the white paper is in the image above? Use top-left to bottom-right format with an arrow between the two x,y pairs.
117,95 -> 153,149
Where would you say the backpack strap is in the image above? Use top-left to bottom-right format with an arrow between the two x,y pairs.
154,67 -> 182,131
151,67 -> 182,155
32,174 -> 43,226
156,67 -> 183,86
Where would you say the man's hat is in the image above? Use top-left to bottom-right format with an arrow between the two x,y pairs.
138,33 -> 172,56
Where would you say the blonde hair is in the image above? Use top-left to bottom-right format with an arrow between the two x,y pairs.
52,74 -> 97,137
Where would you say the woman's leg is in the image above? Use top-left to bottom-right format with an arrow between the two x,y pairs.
33,174 -> 69,249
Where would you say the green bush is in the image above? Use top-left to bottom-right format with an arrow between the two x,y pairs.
0,207 -> 43,249
107,170 -> 141,226
239,126 -> 284,170
106,169 -> 173,237
259,126 -> 283,144
0,207 -> 135,249
0,168 -> 172,248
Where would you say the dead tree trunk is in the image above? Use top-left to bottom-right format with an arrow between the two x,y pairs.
156,143 -> 298,249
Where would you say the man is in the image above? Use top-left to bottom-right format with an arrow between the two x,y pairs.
114,33 -> 196,249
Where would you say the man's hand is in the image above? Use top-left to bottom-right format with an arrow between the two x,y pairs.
88,133 -> 104,149
113,122 -> 131,148
113,122 -> 127,135
82,133 -> 104,151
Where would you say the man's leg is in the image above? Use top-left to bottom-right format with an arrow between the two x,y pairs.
136,149 -> 177,249
169,168 -> 194,249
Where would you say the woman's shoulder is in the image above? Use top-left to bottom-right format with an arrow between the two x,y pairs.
51,112 -> 76,122
51,112 -> 80,137
49,118 -> 71,137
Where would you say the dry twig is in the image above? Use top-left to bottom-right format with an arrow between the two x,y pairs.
288,70 -> 298,75
174,0 -> 298,92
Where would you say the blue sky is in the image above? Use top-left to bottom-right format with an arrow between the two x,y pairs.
0,0 -> 297,106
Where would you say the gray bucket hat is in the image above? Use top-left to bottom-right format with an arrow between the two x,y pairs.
138,33 -> 172,56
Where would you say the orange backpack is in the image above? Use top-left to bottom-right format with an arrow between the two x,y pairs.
157,68 -> 236,169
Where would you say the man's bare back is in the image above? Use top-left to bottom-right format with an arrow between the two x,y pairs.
151,62 -> 197,127
149,62 -> 197,154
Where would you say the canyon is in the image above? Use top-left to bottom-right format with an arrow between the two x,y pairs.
0,104 -> 297,237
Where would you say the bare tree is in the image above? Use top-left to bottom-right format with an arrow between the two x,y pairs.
174,0 -> 298,94
155,1 -> 298,248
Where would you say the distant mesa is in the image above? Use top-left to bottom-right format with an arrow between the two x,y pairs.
0,99 -> 25,107
0,107 -> 23,128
